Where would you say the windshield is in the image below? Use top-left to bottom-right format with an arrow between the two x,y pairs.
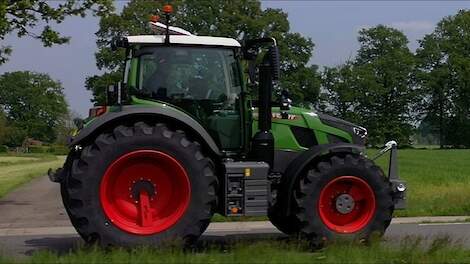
136,47 -> 241,104
129,46 -> 244,150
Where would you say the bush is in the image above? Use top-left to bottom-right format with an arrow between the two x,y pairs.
28,145 -> 69,155
0,145 -> 7,153
28,146 -> 48,153
47,145 -> 69,155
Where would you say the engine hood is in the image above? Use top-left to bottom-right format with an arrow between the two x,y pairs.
316,113 -> 367,145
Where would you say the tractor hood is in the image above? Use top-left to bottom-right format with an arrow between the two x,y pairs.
316,113 -> 367,145
263,106 -> 367,148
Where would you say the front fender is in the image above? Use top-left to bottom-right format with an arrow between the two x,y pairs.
278,143 -> 365,216
68,105 -> 221,156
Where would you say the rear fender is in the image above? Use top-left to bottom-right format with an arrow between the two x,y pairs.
68,105 -> 221,157
279,143 -> 365,216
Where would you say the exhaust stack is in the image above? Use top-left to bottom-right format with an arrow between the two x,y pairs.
249,39 -> 280,169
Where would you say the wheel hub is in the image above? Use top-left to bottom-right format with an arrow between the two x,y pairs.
335,193 -> 355,214
130,179 -> 156,201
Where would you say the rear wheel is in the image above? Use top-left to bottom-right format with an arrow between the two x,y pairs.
294,154 -> 393,244
61,122 -> 218,246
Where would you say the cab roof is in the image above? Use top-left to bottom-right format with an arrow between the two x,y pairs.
126,35 -> 241,48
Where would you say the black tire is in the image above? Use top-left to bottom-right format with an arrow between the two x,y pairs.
294,154 -> 393,244
268,202 -> 300,235
61,121 -> 218,247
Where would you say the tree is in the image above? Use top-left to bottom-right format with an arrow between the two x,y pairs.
321,25 -> 417,146
0,71 -> 68,145
321,62 -> 362,123
416,10 -> 470,148
0,109 -> 8,145
86,0 -> 320,106
354,25 -> 417,145
0,0 -> 113,64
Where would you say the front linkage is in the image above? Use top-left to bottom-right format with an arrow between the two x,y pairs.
372,140 -> 407,209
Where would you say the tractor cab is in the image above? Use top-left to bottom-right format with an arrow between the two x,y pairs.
121,34 -> 246,152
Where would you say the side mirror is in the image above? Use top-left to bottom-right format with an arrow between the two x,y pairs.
243,38 -> 280,82
111,37 -> 129,51
106,82 -> 127,106
107,83 -> 118,105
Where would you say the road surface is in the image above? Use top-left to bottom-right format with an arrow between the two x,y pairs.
1,176 -> 469,258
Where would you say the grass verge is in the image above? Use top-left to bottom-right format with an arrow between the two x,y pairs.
5,238 -> 470,264
0,154 -> 65,198
372,149 -> 470,217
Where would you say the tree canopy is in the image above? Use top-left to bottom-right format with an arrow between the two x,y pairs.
416,10 -> 470,147
0,0 -> 113,64
0,71 -> 68,145
322,25 -> 417,145
86,0 -> 320,107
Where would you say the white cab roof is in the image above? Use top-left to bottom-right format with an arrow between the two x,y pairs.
126,35 -> 241,48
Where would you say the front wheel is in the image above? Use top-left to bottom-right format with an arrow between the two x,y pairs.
294,154 -> 394,244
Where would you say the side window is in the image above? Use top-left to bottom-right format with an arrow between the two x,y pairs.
139,54 -> 157,91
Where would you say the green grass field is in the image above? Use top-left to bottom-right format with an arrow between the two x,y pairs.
0,153 -> 65,198
2,238 -> 470,264
372,149 -> 470,217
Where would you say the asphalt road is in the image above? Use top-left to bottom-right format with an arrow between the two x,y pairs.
1,176 -> 470,258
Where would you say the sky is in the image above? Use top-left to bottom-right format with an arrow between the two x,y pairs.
1,1 -> 469,117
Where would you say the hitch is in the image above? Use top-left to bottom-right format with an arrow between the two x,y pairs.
372,140 -> 406,209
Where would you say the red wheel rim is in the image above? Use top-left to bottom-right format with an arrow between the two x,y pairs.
100,150 -> 191,235
317,176 -> 376,233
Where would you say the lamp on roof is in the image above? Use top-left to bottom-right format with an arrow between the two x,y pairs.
163,4 -> 173,14
163,4 -> 173,45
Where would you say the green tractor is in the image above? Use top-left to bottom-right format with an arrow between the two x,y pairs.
50,11 -> 406,247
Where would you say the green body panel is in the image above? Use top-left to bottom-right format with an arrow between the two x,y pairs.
252,106 -> 353,152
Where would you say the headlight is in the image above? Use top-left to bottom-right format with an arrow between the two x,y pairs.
353,127 -> 367,139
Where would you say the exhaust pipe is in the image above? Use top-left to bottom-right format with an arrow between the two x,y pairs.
250,40 -> 280,169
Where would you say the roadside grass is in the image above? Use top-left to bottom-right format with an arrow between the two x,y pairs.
0,154 -> 65,198
8,237 -> 470,264
372,149 -> 470,217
